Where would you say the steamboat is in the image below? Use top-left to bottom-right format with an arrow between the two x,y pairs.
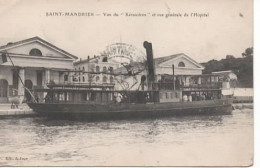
26,41 -> 233,119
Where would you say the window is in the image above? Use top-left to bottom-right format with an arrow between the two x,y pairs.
82,67 -> 85,71
102,57 -> 108,62
165,92 -> 169,99
64,74 -> 68,82
24,80 -> 33,101
82,76 -> 85,82
96,76 -> 100,82
96,66 -> 100,72
110,76 -> 114,83
103,66 -> 107,72
29,48 -> 42,56
178,61 -> 185,67
0,79 -> 8,97
103,76 -> 107,83
79,67 -> 81,75
171,92 -> 174,99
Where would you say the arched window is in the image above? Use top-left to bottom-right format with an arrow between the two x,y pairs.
109,67 -> 114,73
103,66 -> 107,72
96,66 -> 100,72
0,79 -> 8,97
29,48 -> 42,56
96,76 -> 100,82
25,80 -> 33,89
82,76 -> 85,82
178,61 -> 185,67
110,76 -> 114,83
103,76 -> 107,83
82,67 -> 85,71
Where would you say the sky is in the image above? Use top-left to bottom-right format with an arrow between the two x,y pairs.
0,0 -> 253,62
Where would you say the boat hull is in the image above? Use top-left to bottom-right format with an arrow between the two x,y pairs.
27,98 -> 233,120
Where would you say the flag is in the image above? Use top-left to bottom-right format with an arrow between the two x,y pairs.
0,53 -> 8,64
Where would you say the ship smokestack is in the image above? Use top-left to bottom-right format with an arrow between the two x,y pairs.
143,41 -> 155,90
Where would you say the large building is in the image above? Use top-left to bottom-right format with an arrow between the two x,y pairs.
154,53 -> 204,76
73,56 -> 119,88
0,37 -> 77,103
73,52 -> 205,91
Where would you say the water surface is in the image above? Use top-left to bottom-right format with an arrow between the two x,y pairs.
0,109 -> 253,166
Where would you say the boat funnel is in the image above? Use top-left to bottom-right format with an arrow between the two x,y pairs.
143,41 -> 155,89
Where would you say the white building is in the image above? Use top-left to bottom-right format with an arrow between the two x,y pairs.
0,37 -> 77,103
73,56 -> 120,89
154,53 -> 204,76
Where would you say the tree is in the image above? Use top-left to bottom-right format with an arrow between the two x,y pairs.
202,50 -> 253,87
242,47 -> 253,57
226,55 -> 235,59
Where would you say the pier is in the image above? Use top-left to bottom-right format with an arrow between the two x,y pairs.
0,104 -> 36,117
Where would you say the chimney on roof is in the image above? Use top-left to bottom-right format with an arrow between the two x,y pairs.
87,56 -> 90,60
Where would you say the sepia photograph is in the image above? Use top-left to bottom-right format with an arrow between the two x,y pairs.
0,0 -> 254,166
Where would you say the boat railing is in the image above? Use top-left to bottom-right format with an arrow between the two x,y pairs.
152,82 -> 222,91
33,85 -> 45,89
181,83 -> 222,90
46,82 -> 115,89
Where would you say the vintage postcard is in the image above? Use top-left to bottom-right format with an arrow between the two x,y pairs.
0,0 -> 253,166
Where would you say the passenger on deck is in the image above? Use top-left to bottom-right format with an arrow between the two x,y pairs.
116,95 -> 122,104
188,95 -> 192,102
34,94 -> 39,103
44,93 -> 52,103
183,94 -> 188,102
201,94 -> 206,100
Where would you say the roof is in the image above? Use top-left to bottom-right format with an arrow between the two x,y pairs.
212,70 -> 234,74
74,57 -> 98,65
154,53 -> 183,65
154,53 -> 205,69
0,36 -> 78,59
113,53 -> 205,74
154,53 -> 204,69
212,70 -> 237,80
114,62 -> 146,74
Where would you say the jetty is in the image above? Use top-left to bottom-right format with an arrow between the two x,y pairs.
0,104 -> 36,118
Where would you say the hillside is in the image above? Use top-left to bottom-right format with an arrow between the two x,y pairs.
201,56 -> 253,88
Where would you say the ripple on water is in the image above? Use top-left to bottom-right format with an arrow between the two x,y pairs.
0,109 -> 253,166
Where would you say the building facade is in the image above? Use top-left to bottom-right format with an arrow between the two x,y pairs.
73,56 -> 120,88
0,37 -> 77,103
73,52 -> 205,91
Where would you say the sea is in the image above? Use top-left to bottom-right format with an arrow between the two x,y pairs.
0,108 -> 253,166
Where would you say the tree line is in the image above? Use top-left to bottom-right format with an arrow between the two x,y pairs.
201,47 -> 253,88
